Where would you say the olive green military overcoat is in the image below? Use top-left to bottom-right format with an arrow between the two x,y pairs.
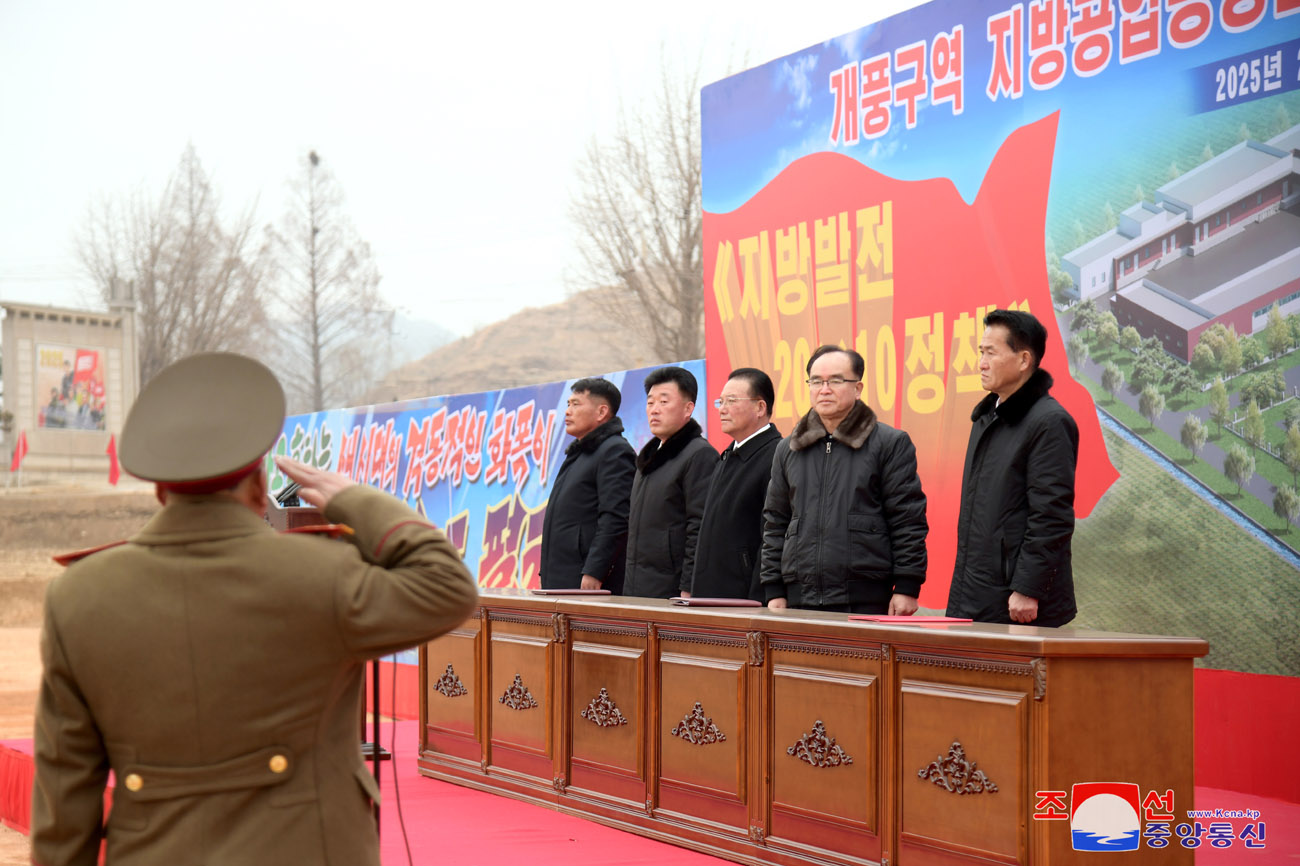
31,484 -> 479,866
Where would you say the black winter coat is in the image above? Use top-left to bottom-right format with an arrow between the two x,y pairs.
947,369 -> 1079,627
691,424 -> 783,600
539,417 -> 635,591
761,401 -> 927,607
624,419 -> 718,598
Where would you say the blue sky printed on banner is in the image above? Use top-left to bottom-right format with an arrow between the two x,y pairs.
702,0 -> 1300,218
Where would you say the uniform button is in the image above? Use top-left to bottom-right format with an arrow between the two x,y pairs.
269,754 -> 288,774
124,773 -> 143,792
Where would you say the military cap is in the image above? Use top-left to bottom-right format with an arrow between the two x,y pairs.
120,352 -> 285,492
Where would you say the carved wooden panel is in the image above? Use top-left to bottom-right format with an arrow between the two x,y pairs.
569,638 -> 645,802
657,633 -> 748,832
900,679 -> 1027,864
424,626 -> 480,763
769,661 -> 879,858
487,621 -> 553,778
419,594 -> 1203,866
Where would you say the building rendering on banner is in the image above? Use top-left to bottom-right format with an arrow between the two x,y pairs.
0,293 -> 139,476
1063,124 -> 1300,361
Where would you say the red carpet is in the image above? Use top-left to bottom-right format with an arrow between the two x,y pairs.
5,725 -> 1299,864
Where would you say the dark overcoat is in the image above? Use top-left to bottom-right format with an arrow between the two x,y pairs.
538,417 -> 636,591
691,424 -> 782,600
31,485 -> 479,866
760,401 -> 928,608
947,368 -> 1079,627
624,419 -> 717,598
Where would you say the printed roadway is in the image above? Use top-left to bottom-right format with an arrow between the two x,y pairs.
1074,349 -> 1299,536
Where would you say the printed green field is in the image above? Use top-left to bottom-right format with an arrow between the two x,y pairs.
1073,427 -> 1299,676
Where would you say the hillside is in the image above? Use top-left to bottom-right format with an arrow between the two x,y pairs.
363,287 -> 666,403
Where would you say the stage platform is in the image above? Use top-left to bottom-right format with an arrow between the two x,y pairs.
3,722 -> 1297,864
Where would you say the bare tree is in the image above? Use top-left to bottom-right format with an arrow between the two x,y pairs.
569,62 -> 703,363
77,145 -> 270,384
268,151 -> 388,412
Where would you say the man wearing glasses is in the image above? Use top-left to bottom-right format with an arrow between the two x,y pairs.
760,345 -> 928,615
691,368 -> 783,601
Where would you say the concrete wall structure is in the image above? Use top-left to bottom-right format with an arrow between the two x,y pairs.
1,299 -> 138,476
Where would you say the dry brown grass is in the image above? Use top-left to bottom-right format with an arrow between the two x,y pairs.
0,483 -> 160,862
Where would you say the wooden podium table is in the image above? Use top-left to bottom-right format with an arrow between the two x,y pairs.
418,591 -> 1207,866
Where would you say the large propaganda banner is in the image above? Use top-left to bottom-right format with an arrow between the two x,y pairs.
36,344 -> 107,431
703,0 -> 1300,674
264,361 -> 707,591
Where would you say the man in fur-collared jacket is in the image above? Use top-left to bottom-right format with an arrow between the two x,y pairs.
624,366 -> 718,599
947,309 -> 1079,627
539,377 -> 636,592
760,345 -> 928,615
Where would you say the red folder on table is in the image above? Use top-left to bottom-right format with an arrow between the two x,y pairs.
848,615 -> 973,623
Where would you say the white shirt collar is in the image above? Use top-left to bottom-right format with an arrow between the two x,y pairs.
732,423 -> 772,452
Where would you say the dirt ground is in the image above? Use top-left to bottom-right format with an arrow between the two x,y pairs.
0,481 -> 159,865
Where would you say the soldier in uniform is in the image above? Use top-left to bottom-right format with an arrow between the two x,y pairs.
30,352 -> 479,866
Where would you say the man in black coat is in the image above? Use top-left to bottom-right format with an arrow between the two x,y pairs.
761,346 -> 928,615
624,366 -> 717,599
947,309 -> 1079,627
691,368 -> 782,601
539,378 -> 636,592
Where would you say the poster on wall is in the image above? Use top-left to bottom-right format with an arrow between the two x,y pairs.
35,344 -> 107,431
265,360 -> 707,590
702,0 -> 1300,674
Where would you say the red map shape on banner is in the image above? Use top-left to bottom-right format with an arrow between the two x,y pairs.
703,112 -> 1117,610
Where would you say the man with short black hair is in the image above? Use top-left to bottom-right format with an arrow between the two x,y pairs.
947,309 -> 1079,626
761,345 -> 928,615
691,368 -> 781,600
624,366 -> 717,598
540,377 -> 636,592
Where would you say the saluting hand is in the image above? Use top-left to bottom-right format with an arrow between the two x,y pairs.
275,457 -> 356,510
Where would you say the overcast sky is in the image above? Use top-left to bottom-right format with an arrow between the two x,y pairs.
0,0 -> 923,338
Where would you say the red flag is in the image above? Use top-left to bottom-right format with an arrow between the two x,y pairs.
106,434 -> 120,486
9,430 -> 28,472
703,113 -> 1117,610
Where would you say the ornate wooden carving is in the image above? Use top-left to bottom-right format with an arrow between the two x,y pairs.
489,610 -> 551,628
553,775 -> 567,793
432,663 -> 469,698
552,613 -> 568,644
1031,657 -> 1047,700
498,674 -> 539,710
659,629 -> 747,649
570,620 -> 648,638
748,825 -> 766,844
580,687 -> 629,727
644,796 -> 654,815
882,643 -> 893,663
768,639 -> 881,660
671,702 -> 727,745
897,651 -> 1033,678
747,631 -> 765,666
787,720 -> 854,767
917,741 -> 999,794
